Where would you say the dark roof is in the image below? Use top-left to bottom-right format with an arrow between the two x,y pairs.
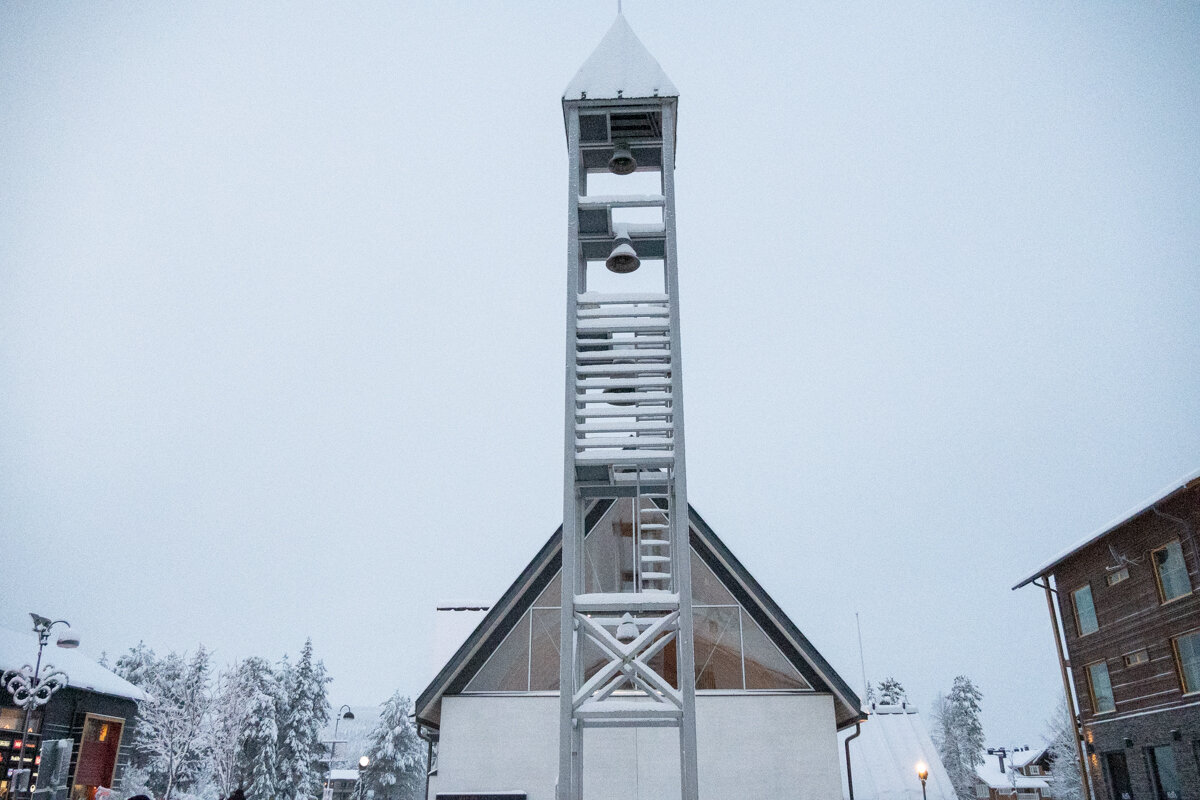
415,502 -> 864,730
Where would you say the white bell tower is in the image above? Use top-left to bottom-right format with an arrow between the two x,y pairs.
557,15 -> 699,800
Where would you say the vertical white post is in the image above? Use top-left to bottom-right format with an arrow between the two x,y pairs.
660,99 -> 700,800
558,105 -> 583,800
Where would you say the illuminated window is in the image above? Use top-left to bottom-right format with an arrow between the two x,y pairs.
1073,585 -> 1099,636
1152,541 -> 1191,603
1174,630 -> 1200,695
1087,661 -> 1115,713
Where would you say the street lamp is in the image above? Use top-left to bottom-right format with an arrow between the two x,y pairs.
331,705 -> 355,764
1,614 -> 76,799
355,757 -> 370,800
325,706 -> 357,798
916,762 -> 929,800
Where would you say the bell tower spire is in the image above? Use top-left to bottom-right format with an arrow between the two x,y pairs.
558,17 -> 699,800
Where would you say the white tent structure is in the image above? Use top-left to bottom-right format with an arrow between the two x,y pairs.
841,704 -> 956,800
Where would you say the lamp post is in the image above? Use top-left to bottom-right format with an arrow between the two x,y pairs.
331,705 -> 355,765
1,614 -> 77,799
324,706 -> 356,800
355,756 -> 369,800
916,762 -> 929,800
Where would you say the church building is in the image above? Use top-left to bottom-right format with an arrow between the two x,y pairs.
416,16 -> 863,800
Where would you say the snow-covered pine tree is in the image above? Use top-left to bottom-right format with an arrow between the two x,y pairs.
877,676 -> 906,705
210,662 -> 256,799
360,693 -> 424,800
137,647 -> 214,800
276,640 -> 330,800
934,676 -> 985,800
114,641 -> 160,689
237,657 -> 281,800
864,681 -> 877,705
1044,695 -> 1083,800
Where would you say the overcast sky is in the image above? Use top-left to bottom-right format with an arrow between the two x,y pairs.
2,2 -> 1198,749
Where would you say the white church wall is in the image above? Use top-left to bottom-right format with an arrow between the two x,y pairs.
429,692 -> 843,800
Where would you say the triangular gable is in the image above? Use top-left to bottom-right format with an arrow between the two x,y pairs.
415,502 -> 863,730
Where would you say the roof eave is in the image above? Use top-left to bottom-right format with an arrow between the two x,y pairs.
1012,467 -> 1200,590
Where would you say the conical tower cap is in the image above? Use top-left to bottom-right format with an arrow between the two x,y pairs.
563,15 -> 678,102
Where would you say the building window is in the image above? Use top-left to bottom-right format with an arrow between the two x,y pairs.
975,782 -> 990,799
1123,650 -> 1149,668
1106,567 -> 1129,586
1087,661 -> 1115,714
1028,765 -> 1042,775
1145,744 -> 1181,800
1073,584 -> 1099,636
1174,630 -> 1200,695
1152,540 -> 1191,603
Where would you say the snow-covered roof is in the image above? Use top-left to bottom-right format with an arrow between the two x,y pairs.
1013,467 -> 1200,589
563,15 -> 677,101
328,769 -> 359,782
976,759 -> 1050,791
841,704 -> 957,800
1011,748 -> 1047,769
0,626 -> 145,702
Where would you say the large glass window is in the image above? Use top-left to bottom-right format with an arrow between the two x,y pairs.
465,611 -> 530,692
741,613 -> 809,690
1073,584 -> 1099,636
693,606 -> 742,690
1088,661 -> 1115,714
1174,630 -> 1200,695
1153,540 -> 1191,603
464,508 -> 812,693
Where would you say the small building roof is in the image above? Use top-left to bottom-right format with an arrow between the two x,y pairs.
328,769 -> 359,782
975,759 -> 1050,791
841,703 -> 957,800
1012,467 -> 1200,589
1011,747 -> 1048,770
0,626 -> 145,702
563,15 -> 678,101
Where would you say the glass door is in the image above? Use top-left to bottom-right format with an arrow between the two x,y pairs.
1104,751 -> 1132,800
1145,745 -> 1180,800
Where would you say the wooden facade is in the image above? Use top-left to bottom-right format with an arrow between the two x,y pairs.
1017,473 -> 1200,800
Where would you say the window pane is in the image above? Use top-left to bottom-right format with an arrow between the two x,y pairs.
584,500 -> 635,593
1176,631 -> 1200,694
693,607 -> 742,689
532,572 -> 562,608
1154,541 -> 1191,602
644,630 -> 679,690
1088,662 -> 1115,713
741,610 -> 810,690
691,550 -> 736,605
465,611 -> 530,692
529,609 -> 561,690
1074,585 -> 1099,635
